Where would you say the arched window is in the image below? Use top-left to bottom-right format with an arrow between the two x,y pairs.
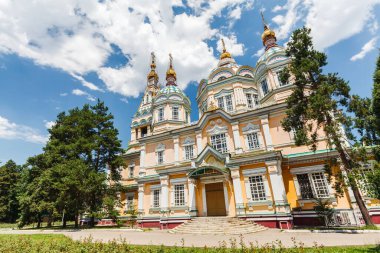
244,74 -> 252,78
217,76 -> 227,81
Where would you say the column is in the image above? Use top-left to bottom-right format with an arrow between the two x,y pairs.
160,176 -> 169,213
233,83 -> 247,112
266,160 -> 290,213
231,122 -> 242,154
230,166 -> 244,215
173,136 -> 179,164
196,130 -> 203,155
139,144 -> 146,176
138,184 -> 144,213
260,115 -> 274,151
188,178 -> 197,216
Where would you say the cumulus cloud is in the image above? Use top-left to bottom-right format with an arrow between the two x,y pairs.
253,48 -> 265,58
0,0 -> 249,97
44,120 -> 56,129
350,37 -> 378,61
0,116 -> 48,144
217,35 -> 244,57
72,89 -> 96,101
271,0 -> 380,50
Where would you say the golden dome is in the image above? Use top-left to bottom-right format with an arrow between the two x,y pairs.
147,52 -> 158,81
261,28 -> 276,41
220,38 -> 232,60
147,70 -> 158,80
166,53 -> 177,80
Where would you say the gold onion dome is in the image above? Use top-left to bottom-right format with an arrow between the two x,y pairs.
260,12 -> 277,47
166,53 -> 177,80
147,52 -> 158,80
220,38 -> 232,60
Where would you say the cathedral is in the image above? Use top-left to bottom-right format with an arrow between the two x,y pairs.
119,20 -> 380,229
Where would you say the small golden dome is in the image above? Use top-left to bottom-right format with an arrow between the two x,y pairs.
261,28 -> 276,41
148,52 -> 158,81
166,67 -> 176,79
147,70 -> 158,80
220,38 -> 232,60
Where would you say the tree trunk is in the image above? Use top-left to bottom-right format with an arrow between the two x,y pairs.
74,210 -> 79,228
37,215 -> 41,228
326,114 -> 373,226
47,215 -> 52,227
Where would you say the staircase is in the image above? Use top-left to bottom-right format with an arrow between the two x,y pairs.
169,217 -> 267,235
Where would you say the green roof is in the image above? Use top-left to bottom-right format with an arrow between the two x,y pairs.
283,149 -> 334,158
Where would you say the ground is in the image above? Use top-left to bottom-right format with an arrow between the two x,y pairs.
0,228 -> 379,248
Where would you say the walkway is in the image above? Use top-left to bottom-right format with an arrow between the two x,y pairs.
1,229 -> 379,248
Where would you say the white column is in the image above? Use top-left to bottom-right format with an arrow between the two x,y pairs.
202,183 -> 207,216
233,83 -> 247,112
138,184 -> 144,213
196,131 -> 203,155
188,178 -> 197,216
173,136 -> 179,164
139,144 -> 146,176
260,115 -> 274,151
223,182 -> 229,216
230,167 -> 244,215
231,122 -> 242,154
266,160 -> 289,213
160,176 -> 169,212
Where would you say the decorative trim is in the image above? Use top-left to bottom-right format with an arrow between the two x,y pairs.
206,124 -> 228,135
150,184 -> 161,190
242,167 -> 267,176
290,165 -> 325,175
242,123 -> 260,133
182,136 -> 195,146
170,177 -> 187,184
156,143 -> 166,152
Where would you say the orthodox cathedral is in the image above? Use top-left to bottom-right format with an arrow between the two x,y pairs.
119,20 -> 380,229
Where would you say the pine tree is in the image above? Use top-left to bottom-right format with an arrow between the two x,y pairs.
0,160 -> 21,223
280,27 -> 373,225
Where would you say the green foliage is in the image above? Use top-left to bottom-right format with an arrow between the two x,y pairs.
17,100 -> 124,228
0,160 -> 21,223
280,27 -> 374,225
313,199 -> 335,227
0,234 -> 378,253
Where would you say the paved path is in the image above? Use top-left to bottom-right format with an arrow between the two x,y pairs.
1,229 -> 379,248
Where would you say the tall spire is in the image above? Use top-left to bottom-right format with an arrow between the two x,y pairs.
147,52 -> 158,83
166,53 -> 177,85
220,38 -> 232,60
260,11 -> 277,50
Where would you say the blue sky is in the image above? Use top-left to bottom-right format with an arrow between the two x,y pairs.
0,0 -> 379,164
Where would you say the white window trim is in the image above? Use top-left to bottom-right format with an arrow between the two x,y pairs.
210,133 -> 229,153
169,178 -> 188,207
183,145 -> 194,160
242,169 -> 271,203
242,123 -> 264,151
171,106 -> 179,121
128,164 -> 135,179
215,93 -> 234,112
125,192 -> 135,211
157,107 -> 165,122
260,77 -> 270,97
244,92 -> 259,109
150,185 -> 161,208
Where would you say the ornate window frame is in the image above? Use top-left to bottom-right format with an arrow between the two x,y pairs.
242,123 -> 264,151
156,143 -> 165,165
182,137 -> 195,160
242,168 -> 272,205
150,184 -> 161,209
169,178 -> 188,209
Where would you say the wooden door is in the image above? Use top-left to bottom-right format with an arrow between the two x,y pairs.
205,182 -> 226,216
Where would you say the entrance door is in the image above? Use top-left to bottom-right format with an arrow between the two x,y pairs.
205,182 -> 226,216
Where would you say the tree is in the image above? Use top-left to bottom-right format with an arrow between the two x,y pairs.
44,100 -> 124,227
280,27 -> 373,225
347,50 -> 380,200
0,160 -> 21,223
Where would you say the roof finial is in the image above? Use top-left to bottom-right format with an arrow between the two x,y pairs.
166,53 -> 177,83
150,52 -> 156,69
260,11 -> 268,30
169,53 -> 173,68
147,51 -> 158,82
221,38 -> 226,52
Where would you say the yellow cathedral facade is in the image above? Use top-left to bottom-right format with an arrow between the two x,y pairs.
118,21 -> 380,229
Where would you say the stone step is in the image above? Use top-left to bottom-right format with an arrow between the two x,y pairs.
170,217 -> 267,235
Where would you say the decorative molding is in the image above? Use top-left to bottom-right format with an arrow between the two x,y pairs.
242,123 -> 260,133
182,136 -> 195,146
155,143 -> 165,152
206,120 -> 228,135
242,167 -> 267,176
170,177 -> 187,184
150,184 -> 161,190
290,165 -> 325,175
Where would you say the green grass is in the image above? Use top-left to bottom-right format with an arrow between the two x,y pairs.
0,234 -> 378,253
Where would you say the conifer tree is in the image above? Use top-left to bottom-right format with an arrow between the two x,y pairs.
280,27 -> 373,225
0,160 -> 21,223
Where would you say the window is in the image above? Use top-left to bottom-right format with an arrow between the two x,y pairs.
311,172 -> 330,198
276,71 -> 287,86
158,108 -> 164,121
249,176 -> 266,201
184,145 -> 194,160
261,79 -> 269,96
153,189 -> 160,208
174,184 -> 185,206
172,107 -> 179,120
210,133 -> 228,153
185,112 -> 189,123
246,93 -> 253,108
141,127 -> 147,137
218,76 -> 226,81
253,94 -> 259,106
247,132 -> 260,150
297,172 -> 329,199
129,166 -> 134,178
217,95 -> 233,112
126,196 -> 134,210
157,151 -> 164,164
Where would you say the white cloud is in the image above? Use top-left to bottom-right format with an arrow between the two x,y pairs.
60,92 -> 68,96
350,37 -> 378,61
0,0 -> 249,97
253,47 -> 265,58
217,35 -> 244,57
272,0 -> 380,50
72,89 -> 96,101
120,98 -> 129,104
43,120 -> 56,129
0,116 -> 48,144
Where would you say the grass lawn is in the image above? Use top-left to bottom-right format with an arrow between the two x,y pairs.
0,234 -> 378,252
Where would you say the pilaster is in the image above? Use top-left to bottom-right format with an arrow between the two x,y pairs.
260,115 -> 274,151
138,184 -> 144,214
266,160 -> 290,213
173,136 -> 179,164
231,122 -> 243,154
139,144 -> 146,176
230,166 -> 245,215
196,130 -> 203,155
188,178 -> 197,216
160,176 -> 170,215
